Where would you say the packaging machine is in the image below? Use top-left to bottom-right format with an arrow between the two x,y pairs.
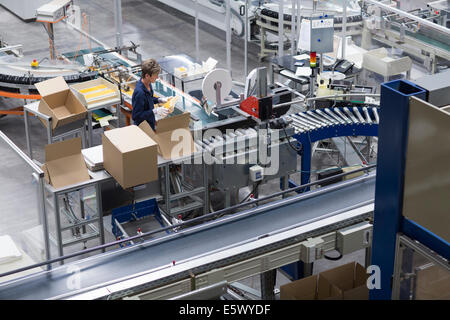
362,0 -> 450,73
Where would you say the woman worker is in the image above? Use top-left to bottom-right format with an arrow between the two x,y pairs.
132,58 -> 171,130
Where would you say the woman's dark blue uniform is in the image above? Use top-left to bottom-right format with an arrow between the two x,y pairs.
132,79 -> 160,130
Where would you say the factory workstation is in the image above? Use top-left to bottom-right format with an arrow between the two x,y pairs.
0,0 -> 449,303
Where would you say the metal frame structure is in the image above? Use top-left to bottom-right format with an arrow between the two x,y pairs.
289,106 -> 379,190
370,79 -> 449,300
392,234 -> 450,300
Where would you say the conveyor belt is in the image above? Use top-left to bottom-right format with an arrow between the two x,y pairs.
0,173 -> 376,300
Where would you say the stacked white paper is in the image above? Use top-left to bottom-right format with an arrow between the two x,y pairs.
82,145 -> 104,171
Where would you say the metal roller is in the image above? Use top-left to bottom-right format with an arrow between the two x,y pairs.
372,107 -> 380,124
353,107 -> 366,124
290,123 -> 305,134
295,113 -> 326,128
307,111 -> 334,126
334,108 -> 353,124
290,115 -> 318,131
289,116 -> 314,131
291,114 -> 321,130
194,141 -> 205,151
325,108 -> 346,125
363,107 -> 372,124
343,107 -> 359,124
316,109 -> 340,125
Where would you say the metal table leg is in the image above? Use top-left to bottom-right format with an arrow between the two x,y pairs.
47,119 -> 53,145
80,121 -> 87,149
96,182 -> 105,252
165,164 -> 170,215
260,269 -> 276,300
53,193 -> 64,265
87,111 -> 93,147
36,173 -> 51,270
203,161 -> 209,214
24,109 -> 32,159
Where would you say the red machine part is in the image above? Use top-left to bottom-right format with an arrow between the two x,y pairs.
239,96 -> 259,118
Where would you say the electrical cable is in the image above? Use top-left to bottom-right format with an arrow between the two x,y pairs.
282,124 -> 302,152
239,181 -> 262,204
72,13 -> 88,62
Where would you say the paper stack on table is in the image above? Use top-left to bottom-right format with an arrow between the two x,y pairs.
82,145 -> 104,171
293,54 -> 310,61
296,67 -> 312,77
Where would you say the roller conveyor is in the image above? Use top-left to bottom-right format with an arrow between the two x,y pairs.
0,173 -> 376,300
334,108 -> 353,124
324,108 -> 346,125
307,111 -> 334,126
287,106 -> 379,135
316,109 -> 339,125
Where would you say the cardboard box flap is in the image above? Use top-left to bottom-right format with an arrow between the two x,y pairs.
320,262 -> 357,291
342,285 -> 369,300
45,137 -> 83,162
355,262 -> 369,287
156,112 -> 190,133
317,274 -> 343,300
46,154 -> 90,189
41,163 -> 51,185
157,131 -> 196,159
35,76 -> 69,97
139,120 -> 162,149
280,275 -> 318,300
44,137 -> 90,189
139,117 -> 196,160
104,125 -> 157,154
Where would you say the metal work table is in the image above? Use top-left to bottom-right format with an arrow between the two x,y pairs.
44,146 -> 208,263
23,101 -> 87,160
0,172 -> 376,300
44,169 -> 112,263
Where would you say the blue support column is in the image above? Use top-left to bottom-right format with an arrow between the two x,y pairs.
370,80 -> 426,300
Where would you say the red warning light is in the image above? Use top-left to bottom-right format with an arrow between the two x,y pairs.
310,52 -> 317,68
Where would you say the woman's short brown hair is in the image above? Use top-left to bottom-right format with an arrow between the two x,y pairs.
141,59 -> 161,78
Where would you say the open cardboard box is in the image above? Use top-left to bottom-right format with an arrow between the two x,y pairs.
71,77 -> 121,109
139,112 -> 196,160
280,262 -> 369,300
102,125 -> 158,190
42,137 -> 91,189
35,76 -> 87,130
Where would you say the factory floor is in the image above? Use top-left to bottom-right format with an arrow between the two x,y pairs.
0,0 -> 429,299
